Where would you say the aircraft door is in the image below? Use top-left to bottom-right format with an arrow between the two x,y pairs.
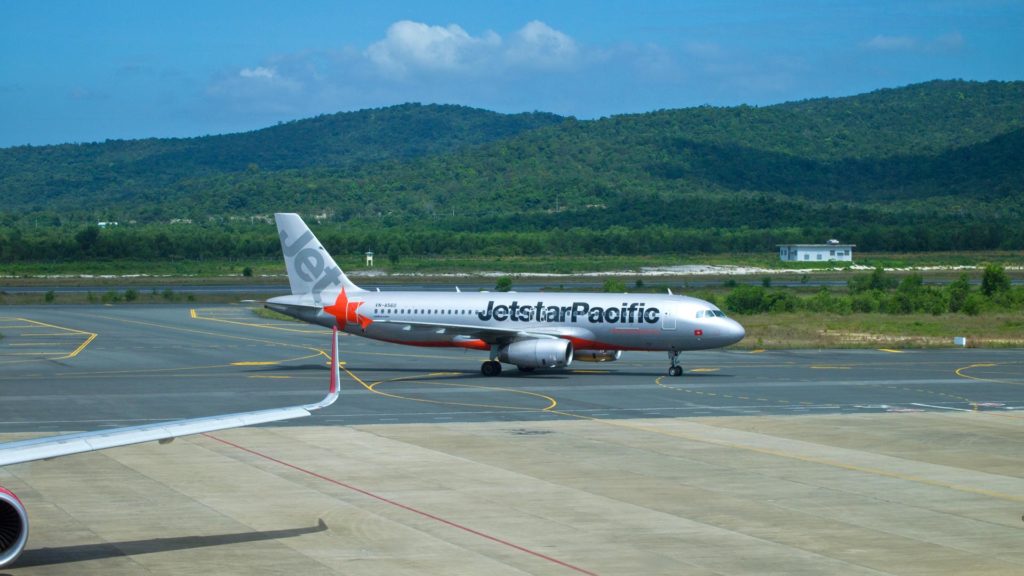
661,310 -> 676,331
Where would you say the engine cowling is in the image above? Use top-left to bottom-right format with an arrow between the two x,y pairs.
498,339 -> 573,369
0,486 -> 28,569
574,350 -> 622,362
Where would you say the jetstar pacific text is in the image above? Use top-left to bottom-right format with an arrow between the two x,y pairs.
477,301 -> 660,324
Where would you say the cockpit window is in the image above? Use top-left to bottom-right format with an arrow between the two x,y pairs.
698,309 -> 727,318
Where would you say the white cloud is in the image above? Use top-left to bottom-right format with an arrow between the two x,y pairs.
506,20 -> 578,68
863,35 -> 917,51
201,19 -> 695,123
239,66 -> 276,79
934,31 -> 964,51
862,32 -> 965,53
366,20 -> 501,76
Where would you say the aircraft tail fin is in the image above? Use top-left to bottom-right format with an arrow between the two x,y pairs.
274,213 -> 363,299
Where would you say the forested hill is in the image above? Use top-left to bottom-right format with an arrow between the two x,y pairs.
0,103 -> 566,195
1,80 -> 1023,257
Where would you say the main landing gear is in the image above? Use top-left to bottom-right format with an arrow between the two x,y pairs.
481,360 -> 502,377
667,351 -> 683,377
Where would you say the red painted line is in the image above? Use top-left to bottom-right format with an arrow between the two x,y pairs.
204,433 -> 599,576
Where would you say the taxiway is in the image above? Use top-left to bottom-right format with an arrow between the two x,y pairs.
1,305 -> 1022,575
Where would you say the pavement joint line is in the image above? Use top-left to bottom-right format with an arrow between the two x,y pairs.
340,363 -> 1024,505
540,407 -> 1024,504
202,432 -> 601,576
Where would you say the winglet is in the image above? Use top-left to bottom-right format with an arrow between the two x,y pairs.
305,326 -> 340,411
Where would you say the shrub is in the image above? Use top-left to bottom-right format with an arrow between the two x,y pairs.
725,285 -> 767,314
981,264 -> 1010,297
602,279 -> 627,293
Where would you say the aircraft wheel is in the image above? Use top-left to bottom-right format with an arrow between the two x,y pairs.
668,366 -> 683,377
481,361 -> 502,377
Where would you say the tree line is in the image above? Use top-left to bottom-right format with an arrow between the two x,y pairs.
5,220 -> 1024,264
722,266 -> 1022,316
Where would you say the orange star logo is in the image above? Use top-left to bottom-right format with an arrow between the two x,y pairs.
324,288 -> 373,330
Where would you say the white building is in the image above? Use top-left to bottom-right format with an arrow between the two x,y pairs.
778,240 -> 854,262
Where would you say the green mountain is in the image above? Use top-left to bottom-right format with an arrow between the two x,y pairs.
1,80 -> 1022,258
0,103 -> 565,217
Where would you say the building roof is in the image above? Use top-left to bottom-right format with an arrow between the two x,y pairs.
776,244 -> 855,248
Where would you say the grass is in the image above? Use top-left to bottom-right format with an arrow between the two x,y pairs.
251,307 -> 298,322
1,251 -> 1021,281
734,312 -> 1024,349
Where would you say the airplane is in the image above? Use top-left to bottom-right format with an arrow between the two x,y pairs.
0,328 -> 341,569
266,213 -> 745,377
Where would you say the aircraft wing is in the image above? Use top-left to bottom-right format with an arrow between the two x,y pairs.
0,328 -> 341,468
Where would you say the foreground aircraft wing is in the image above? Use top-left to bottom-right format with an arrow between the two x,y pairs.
0,328 -> 341,468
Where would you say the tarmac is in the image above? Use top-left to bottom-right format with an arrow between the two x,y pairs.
1,305 -> 1023,575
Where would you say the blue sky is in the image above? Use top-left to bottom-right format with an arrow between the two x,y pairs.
2,1 -> 1021,146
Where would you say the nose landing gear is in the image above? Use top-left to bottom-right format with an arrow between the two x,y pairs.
668,351 -> 683,377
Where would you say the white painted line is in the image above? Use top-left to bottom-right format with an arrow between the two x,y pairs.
910,403 -> 972,412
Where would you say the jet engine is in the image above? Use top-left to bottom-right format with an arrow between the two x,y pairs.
0,487 -> 28,569
574,350 -> 622,362
498,339 -> 573,369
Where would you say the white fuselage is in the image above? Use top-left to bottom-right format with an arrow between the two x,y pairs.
268,289 -> 745,353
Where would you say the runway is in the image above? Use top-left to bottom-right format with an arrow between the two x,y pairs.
2,305 -> 1023,575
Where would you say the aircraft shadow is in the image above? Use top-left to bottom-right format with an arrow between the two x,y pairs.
12,519 -> 327,568
340,366 -> 734,380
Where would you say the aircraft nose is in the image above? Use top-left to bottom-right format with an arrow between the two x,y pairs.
725,318 -> 746,344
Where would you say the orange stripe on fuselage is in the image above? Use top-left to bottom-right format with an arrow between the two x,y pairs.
376,334 -> 657,353
377,337 -> 491,351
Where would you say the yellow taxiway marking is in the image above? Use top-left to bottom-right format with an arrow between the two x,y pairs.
810,365 -> 851,370
877,348 -> 904,353
184,305 -> 1024,505
954,362 -> 1024,393
749,349 -> 766,354
689,368 -> 719,373
231,361 -> 280,366
181,302 -> 1024,504
190,308 -> 322,334
0,317 -> 97,363
349,370 -> 558,412
248,375 -> 292,379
